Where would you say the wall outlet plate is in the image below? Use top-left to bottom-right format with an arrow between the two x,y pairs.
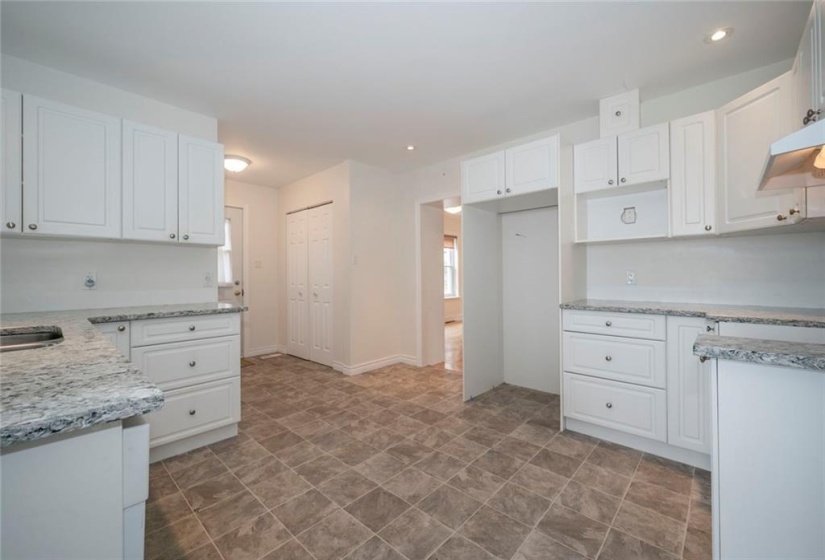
83,273 -> 97,290
203,272 -> 214,288
626,270 -> 636,286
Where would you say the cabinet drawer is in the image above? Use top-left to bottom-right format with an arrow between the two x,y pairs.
131,335 -> 240,390
563,373 -> 666,441
147,377 -> 240,447
131,313 -> 240,346
563,310 -> 665,340
563,332 -> 666,388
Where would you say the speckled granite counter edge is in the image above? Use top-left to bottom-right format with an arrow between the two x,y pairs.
693,334 -> 825,372
88,305 -> 247,324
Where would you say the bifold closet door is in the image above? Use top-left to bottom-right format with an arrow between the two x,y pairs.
308,204 -> 333,366
287,211 -> 309,360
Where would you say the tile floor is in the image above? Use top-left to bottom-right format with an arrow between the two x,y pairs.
438,321 -> 463,372
146,355 -> 712,560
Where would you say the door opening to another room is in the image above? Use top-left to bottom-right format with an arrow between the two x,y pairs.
218,205 -> 247,356
442,200 -> 463,372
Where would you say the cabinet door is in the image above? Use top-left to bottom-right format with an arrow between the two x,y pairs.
1,89 -> 22,233
617,123 -> 669,186
716,72 -> 803,233
817,0 -> 825,112
95,322 -> 131,360
666,316 -> 711,454
573,136 -> 618,193
22,95 -> 121,238
178,135 -> 224,245
505,135 -> 559,196
670,112 -> 716,236
792,4 -> 818,129
123,121 -> 178,242
461,151 -> 505,204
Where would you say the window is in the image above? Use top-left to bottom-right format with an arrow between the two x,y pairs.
444,235 -> 459,298
217,218 -> 233,287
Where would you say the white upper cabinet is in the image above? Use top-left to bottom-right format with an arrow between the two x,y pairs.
461,134 -> 559,204
670,112 -> 716,237
818,0 -> 825,111
22,95 -> 121,238
617,123 -> 670,187
461,151 -> 505,204
178,135 -> 224,245
122,121 -> 179,242
1,89 -> 22,234
505,135 -> 559,196
599,89 -> 640,138
573,137 -> 618,193
793,0 -> 823,129
716,72 -> 804,233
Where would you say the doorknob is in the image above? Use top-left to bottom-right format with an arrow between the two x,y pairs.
234,290 -> 241,296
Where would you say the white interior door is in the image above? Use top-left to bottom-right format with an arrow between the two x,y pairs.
286,210 -> 309,360
420,202 -> 445,366
308,204 -> 333,366
218,206 -> 245,353
501,207 -> 560,394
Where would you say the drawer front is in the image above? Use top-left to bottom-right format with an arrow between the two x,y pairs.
563,310 -> 665,340
563,332 -> 666,388
563,373 -> 666,441
131,335 -> 240,390
147,377 -> 240,447
131,313 -> 240,346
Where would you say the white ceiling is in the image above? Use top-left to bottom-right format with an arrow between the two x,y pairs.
0,1 -> 811,188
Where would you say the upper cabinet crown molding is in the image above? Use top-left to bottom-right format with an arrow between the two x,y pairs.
1,89 -> 23,234
599,89 -> 640,138
178,135 -> 224,246
461,134 -> 559,205
670,111 -> 716,237
122,121 -> 179,242
22,94 -> 122,239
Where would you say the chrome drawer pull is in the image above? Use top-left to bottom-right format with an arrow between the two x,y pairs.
605,402 -> 613,409
117,325 -> 126,332
189,360 -> 196,367
189,409 -> 196,416
605,356 -> 612,362
605,321 -> 612,327
189,325 -> 196,331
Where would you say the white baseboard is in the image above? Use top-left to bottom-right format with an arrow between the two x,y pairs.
565,418 -> 711,470
333,355 -> 418,376
397,354 -> 418,366
245,345 -> 281,358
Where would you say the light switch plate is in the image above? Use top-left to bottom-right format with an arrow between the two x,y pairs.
626,270 -> 636,286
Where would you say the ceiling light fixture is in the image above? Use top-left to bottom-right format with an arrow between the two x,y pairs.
706,27 -> 733,43
406,145 -> 416,151
444,206 -> 462,214
814,146 -> 825,170
224,155 -> 251,172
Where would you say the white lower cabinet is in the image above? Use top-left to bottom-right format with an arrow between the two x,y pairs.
666,316 -> 712,454
96,321 -> 131,359
563,331 -> 666,388
130,335 -> 240,391
564,373 -> 667,441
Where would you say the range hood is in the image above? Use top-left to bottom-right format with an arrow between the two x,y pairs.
759,119 -> 825,190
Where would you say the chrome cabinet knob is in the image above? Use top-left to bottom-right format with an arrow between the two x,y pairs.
28,224 -> 37,230
189,325 -> 196,331
776,214 -> 787,221
5,222 -> 15,229
615,110 -> 622,117
699,356 -> 708,363
505,188 -> 511,193
789,208 -> 800,216
605,402 -> 613,409
117,325 -> 126,332
704,225 -> 712,231
605,320 -> 612,327
605,356 -> 612,362
183,234 -> 190,240
620,177 -> 627,183
607,180 -> 614,185
496,190 -> 502,195
706,325 -> 714,332
169,233 -> 176,239
189,360 -> 196,367
189,409 -> 196,416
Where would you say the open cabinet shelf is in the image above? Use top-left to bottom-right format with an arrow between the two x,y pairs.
575,181 -> 669,243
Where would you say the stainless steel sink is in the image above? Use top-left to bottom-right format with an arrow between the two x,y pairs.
0,328 -> 64,352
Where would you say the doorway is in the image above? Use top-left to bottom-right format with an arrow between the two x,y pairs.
218,205 -> 246,354
442,203 -> 463,371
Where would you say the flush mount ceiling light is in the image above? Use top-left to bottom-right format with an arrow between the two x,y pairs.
444,205 -> 462,214
406,145 -> 416,151
705,27 -> 733,43
224,155 -> 251,172
814,146 -> 825,170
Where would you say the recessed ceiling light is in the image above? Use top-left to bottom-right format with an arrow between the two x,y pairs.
444,205 -> 462,214
706,27 -> 733,43
406,145 -> 416,151
224,155 -> 251,172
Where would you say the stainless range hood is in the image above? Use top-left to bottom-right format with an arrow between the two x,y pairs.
758,119 -> 825,190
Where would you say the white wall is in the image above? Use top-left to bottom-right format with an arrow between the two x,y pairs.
587,231 -> 825,308
421,202 -> 445,367
276,161 -> 351,366
225,180 -> 278,357
443,211 -> 463,323
0,55 -> 220,314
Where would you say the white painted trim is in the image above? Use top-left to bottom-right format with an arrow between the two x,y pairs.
565,418 -> 711,470
333,354 -> 419,376
149,424 -> 238,463
245,345 -> 281,358
225,204 -> 251,357
415,190 -> 459,368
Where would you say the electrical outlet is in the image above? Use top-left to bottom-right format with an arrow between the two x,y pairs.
203,272 -> 214,288
626,270 -> 636,286
83,273 -> 97,290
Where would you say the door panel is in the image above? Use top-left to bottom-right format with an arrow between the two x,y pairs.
670,112 -> 716,236
573,137 -> 618,193
178,135 -> 224,245
308,204 -> 333,366
505,135 -> 559,195
461,151 -> 505,204
287,210 -> 309,360
618,123 -> 669,186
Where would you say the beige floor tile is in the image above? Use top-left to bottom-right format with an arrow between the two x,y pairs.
460,505 -> 531,559
318,469 -> 378,506
612,502 -> 686,556
536,503 -> 609,559
487,483 -> 551,527
344,487 -> 411,532
557,480 -> 621,525
214,513 -> 292,560
418,484 -> 483,529
379,508 -> 453,560
513,530 -> 586,560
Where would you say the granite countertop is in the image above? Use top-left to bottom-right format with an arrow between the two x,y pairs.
0,302 -> 245,448
693,334 -> 825,372
560,299 -> 825,328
